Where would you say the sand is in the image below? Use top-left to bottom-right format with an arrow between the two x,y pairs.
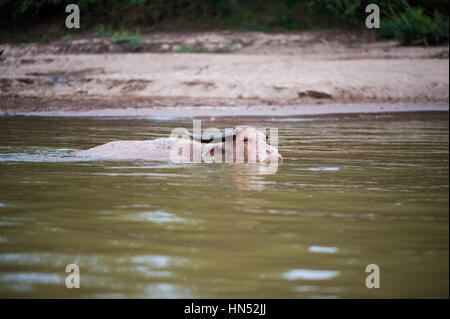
0,31 -> 448,116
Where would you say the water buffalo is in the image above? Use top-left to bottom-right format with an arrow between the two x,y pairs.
73,126 -> 282,164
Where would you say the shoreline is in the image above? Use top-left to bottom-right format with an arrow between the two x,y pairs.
2,102 -> 448,118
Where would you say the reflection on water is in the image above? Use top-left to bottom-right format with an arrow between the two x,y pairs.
0,147 -> 80,162
134,211 -> 190,225
0,112 -> 448,298
308,246 -> 339,254
283,269 -> 340,281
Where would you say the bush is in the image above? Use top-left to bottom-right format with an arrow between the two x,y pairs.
378,5 -> 449,45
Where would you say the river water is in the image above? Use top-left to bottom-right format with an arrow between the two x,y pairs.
0,111 -> 448,298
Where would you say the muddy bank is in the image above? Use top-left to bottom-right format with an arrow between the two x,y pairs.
0,31 -> 448,114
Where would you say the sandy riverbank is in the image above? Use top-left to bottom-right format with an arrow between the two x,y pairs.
1,31 -> 448,115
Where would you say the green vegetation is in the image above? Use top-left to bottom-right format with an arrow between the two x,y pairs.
111,31 -> 143,51
62,34 -> 72,42
378,3 -> 449,45
94,24 -> 115,38
19,33 -> 53,44
176,44 -> 205,53
176,44 -> 190,53
215,40 -> 235,53
192,44 -> 203,53
1,0 -> 448,45
95,24 -> 143,51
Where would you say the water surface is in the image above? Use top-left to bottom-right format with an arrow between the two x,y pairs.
0,112 -> 448,298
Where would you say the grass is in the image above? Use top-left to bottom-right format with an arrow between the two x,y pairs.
175,41 -> 235,54
112,30 -> 143,51
61,34 -> 72,42
176,44 -> 190,53
94,24 -> 114,38
176,44 -> 204,54
95,24 -> 143,51
214,40 -> 235,53
19,33 -> 52,44
192,44 -> 203,53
